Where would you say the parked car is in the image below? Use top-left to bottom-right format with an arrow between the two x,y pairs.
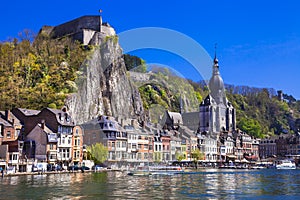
68,165 -> 90,171
81,166 -> 90,170
68,165 -> 80,171
92,165 -> 104,171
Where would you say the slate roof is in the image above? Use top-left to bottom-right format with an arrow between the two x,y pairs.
44,108 -> 75,126
167,111 -> 183,125
17,108 -> 40,116
0,118 -> 12,127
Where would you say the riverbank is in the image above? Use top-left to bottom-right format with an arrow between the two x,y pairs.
1,168 -> 120,177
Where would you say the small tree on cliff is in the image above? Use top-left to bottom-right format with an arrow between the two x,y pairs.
86,143 -> 108,164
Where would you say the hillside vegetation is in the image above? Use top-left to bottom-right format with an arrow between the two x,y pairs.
0,30 -> 90,110
125,55 -> 300,138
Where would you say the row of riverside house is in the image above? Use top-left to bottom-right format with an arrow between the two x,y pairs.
259,133 -> 300,162
0,107 -> 84,173
81,112 -> 199,169
81,110 -> 261,169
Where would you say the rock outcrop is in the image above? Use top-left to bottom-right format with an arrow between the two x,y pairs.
66,33 -> 144,124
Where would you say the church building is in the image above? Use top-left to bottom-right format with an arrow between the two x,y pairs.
199,55 -> 236,135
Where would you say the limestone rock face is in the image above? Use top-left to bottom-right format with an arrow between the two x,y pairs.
66,34 -> 144,124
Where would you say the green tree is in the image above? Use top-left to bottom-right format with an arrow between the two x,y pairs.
86,143 -> 108,164
191,148 -> 204,169
123,54 -> 146,72
238,117 -> 264,138
191,149 -> 204,161
175,151 -> 185,162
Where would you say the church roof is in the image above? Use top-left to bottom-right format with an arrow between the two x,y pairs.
207,55 -> 228,106
167,111 -> 183,125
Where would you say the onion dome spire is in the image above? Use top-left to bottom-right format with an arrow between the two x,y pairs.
209,43 -> 226,105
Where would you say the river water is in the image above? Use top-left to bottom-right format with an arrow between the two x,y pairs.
1,169 -> 299,199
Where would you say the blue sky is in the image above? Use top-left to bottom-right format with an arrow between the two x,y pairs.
1,1 -> 300,99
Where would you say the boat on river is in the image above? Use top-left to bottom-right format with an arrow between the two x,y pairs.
275,160 -> 296,169
127,165 -> 184,176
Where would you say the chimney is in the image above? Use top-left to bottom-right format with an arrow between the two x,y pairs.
121,119 -> 125,127
5,110 -> 10,121
41,120 -> 45,130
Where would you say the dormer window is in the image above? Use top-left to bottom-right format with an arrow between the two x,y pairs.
66,115 -> 70,122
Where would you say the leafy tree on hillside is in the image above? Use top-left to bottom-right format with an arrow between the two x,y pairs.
123,54 -> 146,72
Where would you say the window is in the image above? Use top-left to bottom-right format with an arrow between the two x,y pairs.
122,152 -> 126,159
66,115 -> 70,122
144,153 -> 148,159
58,126 -> 62,133
50,144 -> 54,150
138,144 -> 142,149
15,129 -> 20,138
144,144 -> 148,150
66,149 -> 70,158
7,131 -> 11,138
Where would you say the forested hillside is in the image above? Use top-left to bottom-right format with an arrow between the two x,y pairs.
0,30 -> 90,110
125,55 -> 300,138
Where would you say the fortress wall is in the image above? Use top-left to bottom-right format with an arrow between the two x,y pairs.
101,25 -> 116,36
51,16 -> 102,38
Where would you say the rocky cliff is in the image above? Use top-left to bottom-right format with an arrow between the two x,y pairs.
65,33 -> 144,124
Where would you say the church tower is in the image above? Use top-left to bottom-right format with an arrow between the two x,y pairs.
199,53 -> 236,135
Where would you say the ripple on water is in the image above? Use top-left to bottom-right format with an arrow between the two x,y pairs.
1,169 -> 300,199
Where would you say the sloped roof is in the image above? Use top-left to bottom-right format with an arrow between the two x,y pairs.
0,118 -> 12,127
182,112 -> 199,131
0,111 -> 22,126
167,111 -> 183,125
44,108 -> 75,126
17,108 -> 40,116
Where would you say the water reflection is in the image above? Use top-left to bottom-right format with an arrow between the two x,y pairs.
1,169 -> 300,199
